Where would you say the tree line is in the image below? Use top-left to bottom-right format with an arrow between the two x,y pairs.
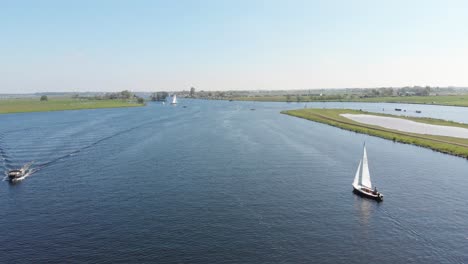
72,90 -> 145,104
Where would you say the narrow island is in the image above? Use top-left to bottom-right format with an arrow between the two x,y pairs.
202,87 -> 468,108
0,90 -> 145,114
282,108 -> 468,159
231,94 -> 468,107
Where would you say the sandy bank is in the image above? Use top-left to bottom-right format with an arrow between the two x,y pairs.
340,114 -> 468,139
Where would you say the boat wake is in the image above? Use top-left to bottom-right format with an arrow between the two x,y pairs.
34,117 -> 166,170
0,133 -> 9,166
1,115 -> 176,183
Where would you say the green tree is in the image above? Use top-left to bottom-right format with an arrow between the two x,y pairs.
158,92 -> 168,101
120,90 -> 132,99
137,97 -> 145,104
151,92 -> 168,101
40,95 -> 48,101
423,86 -> 431,96
190,87 -> 196,97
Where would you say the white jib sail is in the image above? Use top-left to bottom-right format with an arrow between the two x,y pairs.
361,146 -> 372,188
172,95 -> 177,104
353,160 -> 362,188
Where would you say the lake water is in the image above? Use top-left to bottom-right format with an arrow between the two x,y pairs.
0,100 -> 467,263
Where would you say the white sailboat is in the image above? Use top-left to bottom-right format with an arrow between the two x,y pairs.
352,144 -> 383,201
171,94 -> 177,105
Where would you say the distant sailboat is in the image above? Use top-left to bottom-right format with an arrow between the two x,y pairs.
171,95 -> 177,105
352,144 -> 383,201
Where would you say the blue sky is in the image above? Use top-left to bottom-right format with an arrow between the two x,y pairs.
1,0 -> 468,92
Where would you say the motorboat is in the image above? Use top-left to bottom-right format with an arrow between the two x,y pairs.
7,162 -> 33,181
8,168 -> 26,180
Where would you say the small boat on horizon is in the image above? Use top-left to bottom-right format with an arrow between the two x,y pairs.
352,144 -> 383,201
171,95 -> 178,105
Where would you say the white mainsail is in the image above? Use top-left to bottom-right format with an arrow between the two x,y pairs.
171,95 -> 177,104
360,146 -> 372,188
353,160 -> 362,188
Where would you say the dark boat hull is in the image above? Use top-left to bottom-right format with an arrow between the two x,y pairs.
8,176 -> 22,182
353,188 -> 383,202
8,171 -> 24,181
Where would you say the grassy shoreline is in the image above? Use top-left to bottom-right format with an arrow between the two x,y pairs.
230,95 -> 468,107
0,98 -> 144,114
282,108 -> 468,159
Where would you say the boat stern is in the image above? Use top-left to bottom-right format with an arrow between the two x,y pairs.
377,193 -> 384,201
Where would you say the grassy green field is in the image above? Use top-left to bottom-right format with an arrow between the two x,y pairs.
231,95 -> 468,107
282,108 -> 468,159
0,98 -> 144,114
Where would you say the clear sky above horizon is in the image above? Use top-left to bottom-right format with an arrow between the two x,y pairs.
1,0 -> 468,93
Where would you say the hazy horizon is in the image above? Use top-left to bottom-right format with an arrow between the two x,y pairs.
3,86 -> 468,96
2,0 -> 468,93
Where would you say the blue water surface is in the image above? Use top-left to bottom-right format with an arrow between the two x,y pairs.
0,100 -> 467,263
